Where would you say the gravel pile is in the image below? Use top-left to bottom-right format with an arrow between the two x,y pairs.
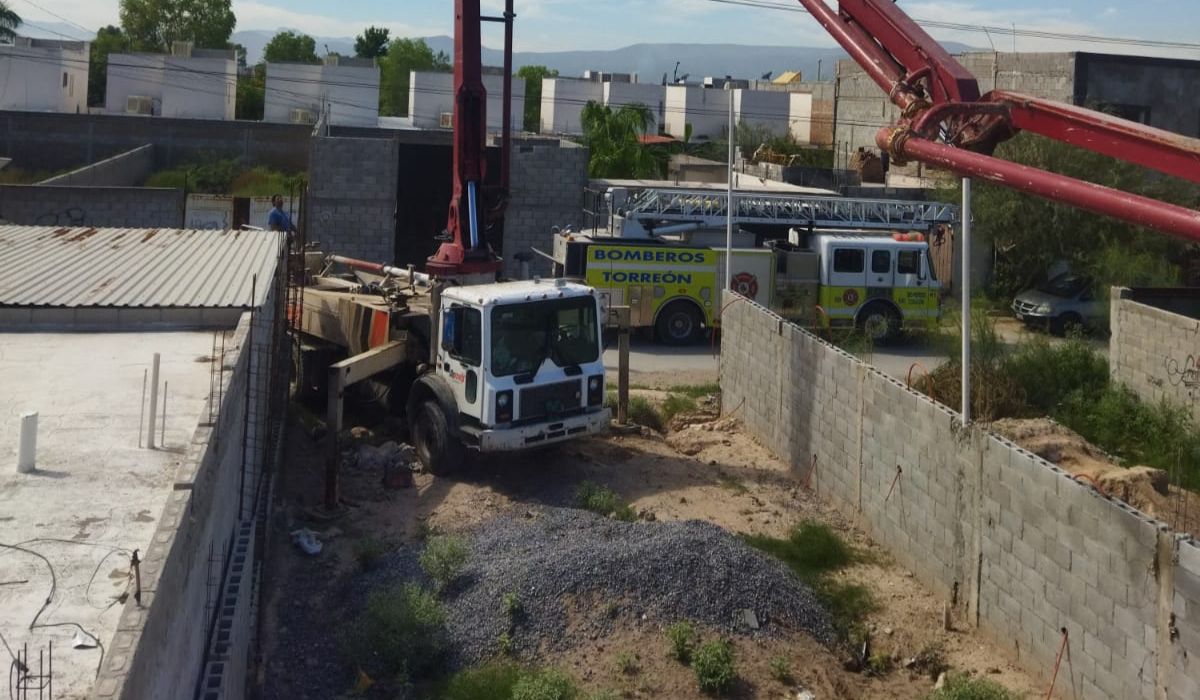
359,506 -> 835,668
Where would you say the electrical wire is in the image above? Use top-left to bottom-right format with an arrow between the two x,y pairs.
10,0 -> 95,38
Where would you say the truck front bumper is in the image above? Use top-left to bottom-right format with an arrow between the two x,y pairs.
467,409 -> 611,452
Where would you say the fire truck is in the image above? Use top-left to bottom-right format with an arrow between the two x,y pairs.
551,187 -> 957,343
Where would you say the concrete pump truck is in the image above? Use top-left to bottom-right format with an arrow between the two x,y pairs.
291,0 -> 609,509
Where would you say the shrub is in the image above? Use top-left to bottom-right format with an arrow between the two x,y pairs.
345,583 -> 446,680
511,668 -> 578,700
910,642 -> 950,680
502,591 -> 522,618
1002,337 -> 1108,414
768,655 -> 792,684
440,663 -> 523,700
575,481 -> 636,521
615,650 -> 637,675
420,535 -> 469,594
499,631 -> 514,655
743,521 -> 853,580
660,394 -> 699,423
691,638 -> 736,695
665,620 -> 696,663
626,395 -> 665,432
925,673 -> 1020,700
667,383 -> 721,398
353,536 -> 388,571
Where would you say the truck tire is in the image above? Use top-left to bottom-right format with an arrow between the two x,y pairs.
655,300 -> 704,345
857,302 -> 900,343
411,399 -> 465,476
1052,312 -> 1083,336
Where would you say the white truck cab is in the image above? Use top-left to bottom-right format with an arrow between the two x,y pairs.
424,278 -> 610,462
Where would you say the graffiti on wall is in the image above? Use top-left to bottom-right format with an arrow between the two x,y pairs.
1164,353 -> 1200,403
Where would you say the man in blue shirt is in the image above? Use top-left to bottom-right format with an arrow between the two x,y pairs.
267,194 -> 296,234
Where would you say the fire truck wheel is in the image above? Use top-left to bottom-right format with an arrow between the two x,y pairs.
655,301 -> 704,346
412,400 -> 464,476
857,302 -> 900,343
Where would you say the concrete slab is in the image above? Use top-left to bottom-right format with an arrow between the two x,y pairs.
0,332 -> 215,697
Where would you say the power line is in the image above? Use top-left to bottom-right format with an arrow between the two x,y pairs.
700,0 -> 1200,52
11,0 -> 96,37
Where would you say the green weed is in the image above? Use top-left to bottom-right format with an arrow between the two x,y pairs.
691,638 -> 737,695
666,383 -> 721,399
665,621 -> 697,663
503,591 -> 522,619
511,668 -> 579,700
352,536 -> 388,571
626,395 -> 665,432
768,655 -> 792,684
615,650 -> 638,675
438,663 -> 523,700
575,481 -> 636,521
660,394 -> 699,423
925,673 -> 1021,700
344,583 -> 446,681
420,535 -> 469,594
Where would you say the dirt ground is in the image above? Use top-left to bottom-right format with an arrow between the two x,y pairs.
256,396 -> 1044,699
993,417 -> 1200,539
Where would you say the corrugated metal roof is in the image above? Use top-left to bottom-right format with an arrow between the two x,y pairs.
0,226 -> 283,308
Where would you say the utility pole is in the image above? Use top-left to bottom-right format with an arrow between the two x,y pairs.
725,86 -> 735,293
961,178 -> 972,423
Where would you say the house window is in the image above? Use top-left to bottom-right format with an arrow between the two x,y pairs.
62,72 -> 68,88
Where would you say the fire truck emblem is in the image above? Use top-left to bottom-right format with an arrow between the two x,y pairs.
843,289 -> 860,305
731,272 -> 758,298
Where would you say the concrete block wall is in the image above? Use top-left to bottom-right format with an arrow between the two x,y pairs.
0,185 -> 182,227
306,134 -> 399,262
503,138 -> 589,279
0,110 -> 312,172
1110,288 -> 1200,424
721,299 -> 1200,699
39,145 -> 155,187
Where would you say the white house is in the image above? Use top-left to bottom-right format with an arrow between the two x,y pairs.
264,56 -> 380,127
106,43 -> 236,119
788,92 -> 814,144
602,82 -> 665,131
408,70 -> 524,132
0,38 -> 89,113
732,88 -> 790,137
540,77 -> 603,135
664,85 -> 730,140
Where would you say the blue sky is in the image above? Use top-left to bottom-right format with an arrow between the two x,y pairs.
17,0 -> 1200,58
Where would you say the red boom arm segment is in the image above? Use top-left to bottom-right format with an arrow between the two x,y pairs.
795,0 -> 1200,241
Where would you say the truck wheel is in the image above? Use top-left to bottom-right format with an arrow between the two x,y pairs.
411,400 -> 464,476
1052,312 -> 1083,336
857,303 -> 900,343
655,301 -> 704,345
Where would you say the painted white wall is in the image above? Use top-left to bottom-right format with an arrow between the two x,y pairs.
603,82 -> 665,131
0,39 -> 89,113
733,88 -> 790,137
106,53 -> 235,119
264,61 -> 379,127
788,92 -> 814,144
664,85 -> 730,139
540,78 -> 603,135
408,71 -> 523,132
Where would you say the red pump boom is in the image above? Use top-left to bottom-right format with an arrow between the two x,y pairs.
426,0 -> 515,278
795,0 -> 1200,241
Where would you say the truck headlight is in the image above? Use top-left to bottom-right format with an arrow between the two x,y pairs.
496,390 -> 513,423
1036,304 -> 1052,314
587,375 -> 603,406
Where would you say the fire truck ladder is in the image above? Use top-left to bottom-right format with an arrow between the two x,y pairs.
619,187 -> 960,232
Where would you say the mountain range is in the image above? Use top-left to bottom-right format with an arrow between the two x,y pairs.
21,22 -> 973,83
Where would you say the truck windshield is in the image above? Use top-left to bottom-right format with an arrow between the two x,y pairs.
491,296 -> 599,377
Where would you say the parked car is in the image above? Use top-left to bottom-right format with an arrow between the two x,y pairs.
1011,273 -> 1105,334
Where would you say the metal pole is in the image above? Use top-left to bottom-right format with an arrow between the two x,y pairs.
617,307 -> 630,424
138,368 -> 147,448
961,177 -> 972,423
161,381 -> 168,446
147,353 -> 160,449
725,87 -> 735,293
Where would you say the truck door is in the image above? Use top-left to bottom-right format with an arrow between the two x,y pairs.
439,305 -> 484,422
895,248 -> 926,288
868,247 -> 894,289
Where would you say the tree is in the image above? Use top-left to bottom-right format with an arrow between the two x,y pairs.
354,26 -> 390,59
119,0 -> 236,52
379,38 -> 450,117
0,1 -> 21,43
580,102 -> 663,179
516,65 -> 557,132
231,42 -> 247,70
236,74 -> 264,120
89,25 -> 128,107
263,31 -> 319,64
939,133 -> 1200,297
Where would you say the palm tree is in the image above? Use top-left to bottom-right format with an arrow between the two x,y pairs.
0,1 -> 21,43
580,101 -> 663,179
